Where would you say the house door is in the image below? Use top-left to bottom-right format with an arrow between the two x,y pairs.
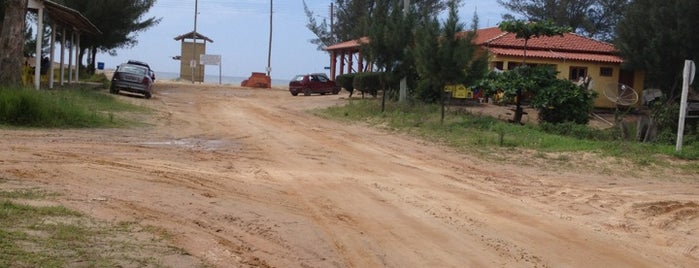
619,69 -> 634,88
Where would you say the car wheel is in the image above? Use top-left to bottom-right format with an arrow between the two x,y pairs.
109,86 -> 118,94
303,88 -> 311,96
144,92 -> 152,99
290,91 -> 298,96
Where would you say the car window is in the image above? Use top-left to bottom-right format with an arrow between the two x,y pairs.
127,60 -> 150,70
316,75 -> 328,82
119,65 -> 147,75
292,75 -> 305,81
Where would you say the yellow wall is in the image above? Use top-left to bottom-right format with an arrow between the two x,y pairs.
488,54 -> 645,109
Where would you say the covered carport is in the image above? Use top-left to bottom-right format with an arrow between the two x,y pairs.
26,0 -> 101,90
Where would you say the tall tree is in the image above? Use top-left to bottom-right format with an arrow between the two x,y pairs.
0,0 -> 28,86
616,0 -> 699,99
364,0 -> 417,111
414,2 -> 487,101
56,0 -> 160,73
498,19 -> 570,123
497,0 -> 628,41
304,0 -> 447,49
414,0 -> 486,121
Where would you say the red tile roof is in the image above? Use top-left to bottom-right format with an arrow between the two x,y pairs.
474,27 -> 622,63
324,37 -> 368,51
472,27 -> 508,45
488,47 -> 623,63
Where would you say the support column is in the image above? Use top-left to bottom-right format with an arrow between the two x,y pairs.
60,27 -> 65,86
48,22 -> 56,89
75,32 -> 81,82
330,50 -> 337,80
33,6 -> 44,90
68,31 -> 74,83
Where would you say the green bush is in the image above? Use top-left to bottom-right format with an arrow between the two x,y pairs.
414,79 -> 442,103
531,79 -> 596,124
335,73 -> 356,95
353,72 -> 383,97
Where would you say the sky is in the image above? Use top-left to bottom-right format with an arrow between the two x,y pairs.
98,0 -> 506,81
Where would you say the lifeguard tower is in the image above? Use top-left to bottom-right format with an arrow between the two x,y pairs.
174,31 -> 213,83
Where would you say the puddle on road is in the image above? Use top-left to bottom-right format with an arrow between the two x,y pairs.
141,138 -> 241,151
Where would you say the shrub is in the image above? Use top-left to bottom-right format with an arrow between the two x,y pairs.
353,72 -> 383,97
414,79 -> 442,103
531,79 -> 596,124
335,73 -> 356,96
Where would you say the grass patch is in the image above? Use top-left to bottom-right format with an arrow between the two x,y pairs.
316,99 -> 699,174
0,86 -> 148,128
0,188 -> 202,267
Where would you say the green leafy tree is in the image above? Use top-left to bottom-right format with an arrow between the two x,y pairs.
615,0 -> 699,99
0,0 -> 28,86
414,0 -> 487,121
476,65 -> 593,124
56,0 -> 160,74
497,20 -> 570,123
497,0 -> 628,41
303,0 -> 447,50
363,0 -> 417,112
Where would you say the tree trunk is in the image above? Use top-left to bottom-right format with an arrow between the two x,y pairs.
511,38 -> 530,124
0,0 -> 28,86
86,47 -> 97,75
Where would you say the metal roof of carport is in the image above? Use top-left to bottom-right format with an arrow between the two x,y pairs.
35,0 -> 101,35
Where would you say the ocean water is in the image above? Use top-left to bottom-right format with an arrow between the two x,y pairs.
154,71 -> 290,87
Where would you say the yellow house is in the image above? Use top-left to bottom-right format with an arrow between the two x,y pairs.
473,27 -> 644,108
325,27 -> 644,108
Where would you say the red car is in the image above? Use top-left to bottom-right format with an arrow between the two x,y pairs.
288,73 -> 340,96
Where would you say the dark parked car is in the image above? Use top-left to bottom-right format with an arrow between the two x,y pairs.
127,59 -> 155,81
288,73 -> 340,96
110,63 -> 154,99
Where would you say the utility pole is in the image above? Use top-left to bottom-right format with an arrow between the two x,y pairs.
191,0 -> 198,83
330,3 -> 334,39
267,0 -> 273,77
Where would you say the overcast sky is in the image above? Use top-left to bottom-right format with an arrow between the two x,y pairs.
98,0 -> 505,81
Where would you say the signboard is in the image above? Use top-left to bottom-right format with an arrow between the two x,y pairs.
689,60 -> 696,85
198,54 -> 223,85
677,60 -> 695,152
200,54 -> 221,65
444,84 -> 473,99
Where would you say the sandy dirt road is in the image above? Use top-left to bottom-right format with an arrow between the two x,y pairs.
1,82 -> 698,267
